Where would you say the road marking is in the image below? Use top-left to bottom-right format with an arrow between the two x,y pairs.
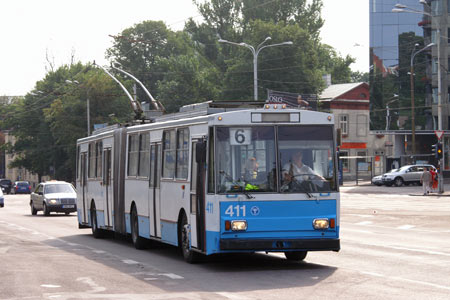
122,259 -> 139,265
397,224 -> 415,230
159,273 -> 184,280
355,221 -> 373,225
41,284 -> 61,288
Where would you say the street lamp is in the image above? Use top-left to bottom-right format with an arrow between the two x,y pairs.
219,37 -> 293,100
386,94 -> 399,131
393,3 -> 444,193
410,42 -> 435,154
66,79 -> 90,136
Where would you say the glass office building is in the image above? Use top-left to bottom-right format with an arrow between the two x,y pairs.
370,0 -> 450,162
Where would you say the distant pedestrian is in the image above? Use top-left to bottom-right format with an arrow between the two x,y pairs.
429,168 -> 438,192
420,167 -> 432,195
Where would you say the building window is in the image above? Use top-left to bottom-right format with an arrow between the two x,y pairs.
357,115 -> 367,137
138,133 -> 150,177
162,130 -> 176,178
128,134 -> 139,177
432,0 -> 442,15
339,115 -> 349,135
176,128 -> 189,179
432,58 -> 438,74
432,30 -> 437,44
339,151 -> 349,173
433,87 -> 438,104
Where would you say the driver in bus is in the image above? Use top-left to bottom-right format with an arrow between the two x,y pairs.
282,151 -> 325,186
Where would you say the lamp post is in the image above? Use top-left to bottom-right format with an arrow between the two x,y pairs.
386,94 -> 399,131
66,80 -> 90,136
219,37 -> 293,100
393,3 -> 444,193
410,42 -> 435,154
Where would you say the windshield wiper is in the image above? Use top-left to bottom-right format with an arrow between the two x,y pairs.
219,170 -> 254,199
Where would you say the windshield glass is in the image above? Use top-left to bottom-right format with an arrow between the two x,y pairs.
215,125 -> 336,194
44,184 -> 75,194
278,126 -> 336,193
216,126 -> 276,193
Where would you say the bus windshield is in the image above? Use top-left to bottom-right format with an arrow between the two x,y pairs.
215,125 -> 336,194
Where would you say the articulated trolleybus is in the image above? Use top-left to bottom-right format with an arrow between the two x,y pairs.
76,102 -> 340,263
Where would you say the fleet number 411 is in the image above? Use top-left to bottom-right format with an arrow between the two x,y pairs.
224,205 -> 246,217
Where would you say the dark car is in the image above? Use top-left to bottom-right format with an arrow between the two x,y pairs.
0,179 -> 12,194
12,181 -> 32,194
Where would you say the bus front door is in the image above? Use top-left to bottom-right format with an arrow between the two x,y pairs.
149,143 -> 162,238
103,148 -> 113,227
190,140 -> 206,252
80,152 -> 89,224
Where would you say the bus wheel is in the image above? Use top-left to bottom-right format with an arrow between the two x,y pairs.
284,251 -> 307,261
179,213 -> 200,263
91,202 -> 103,239
131,205 -> 146,250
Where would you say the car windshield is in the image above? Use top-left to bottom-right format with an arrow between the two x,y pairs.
215,125 -> 336,194
44,184 -> 75,194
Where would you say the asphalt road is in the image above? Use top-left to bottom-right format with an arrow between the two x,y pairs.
0,186 -> 449,300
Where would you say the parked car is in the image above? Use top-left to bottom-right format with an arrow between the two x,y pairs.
0,188 -> 4,207
371,169 -> 399,186
30,181 -> 77,216
11,181 -> 32,194
382,164 -> 436,187
0,179 -> 12,194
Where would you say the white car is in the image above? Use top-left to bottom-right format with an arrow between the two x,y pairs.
30,181 -> 76,216
382,164 -> 436,187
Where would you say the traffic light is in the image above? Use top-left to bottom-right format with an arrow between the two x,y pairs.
432,143 -> 438,158
437,142 -> 443,159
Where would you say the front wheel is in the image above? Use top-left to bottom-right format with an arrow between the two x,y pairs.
43,203 -> 50,216
179,214 -> 200,263
284,251 -> 307,261
395,177 -> 404,187
30,202 -> 37,215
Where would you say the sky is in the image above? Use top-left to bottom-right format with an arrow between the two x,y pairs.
0,0 -> 368,96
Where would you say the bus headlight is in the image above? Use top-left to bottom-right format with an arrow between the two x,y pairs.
313,218 -> 329,229
231,220 -> 248,231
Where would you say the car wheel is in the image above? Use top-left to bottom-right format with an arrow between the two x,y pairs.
90,202 -> 104,238
30,202 -> 37,215
131,205 -> 146,250
284,251 -> 308,261
395,177 -> 404,187
178,213 -> 200,263
65,212 -> 70,216
43,203 -> 50,216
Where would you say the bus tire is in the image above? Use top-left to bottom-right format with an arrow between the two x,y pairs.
179,213 -> 200,263
91,202 -> 103,239
284,251 -> 307,261
131,205 -> 146,250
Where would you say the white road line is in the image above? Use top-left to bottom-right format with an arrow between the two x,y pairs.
397,224 -> 415,230
355,221 -> 373,225
159,273 -> 184,280
342,221 -> 450,234
122,259 -> 139,265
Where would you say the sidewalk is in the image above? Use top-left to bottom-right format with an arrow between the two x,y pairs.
341,180 -> 450,196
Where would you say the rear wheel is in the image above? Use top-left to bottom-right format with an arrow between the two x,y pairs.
395,177 -> 404,187
131,205 -> 146,249
284,251 -> 307,261
179,213 -> 200,263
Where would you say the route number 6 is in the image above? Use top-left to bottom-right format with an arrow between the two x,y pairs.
229,128 -> 251,145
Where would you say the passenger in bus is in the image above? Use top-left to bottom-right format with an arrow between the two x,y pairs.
282,151 -> 325,188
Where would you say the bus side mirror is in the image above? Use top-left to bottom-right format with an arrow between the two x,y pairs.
195,141 -> 206,163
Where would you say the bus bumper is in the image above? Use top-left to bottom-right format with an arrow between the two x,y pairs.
219,238 -> 340,252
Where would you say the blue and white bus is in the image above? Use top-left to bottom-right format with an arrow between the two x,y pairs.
76,102 -> 340,263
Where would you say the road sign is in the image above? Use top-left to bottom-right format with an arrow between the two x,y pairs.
435,130 -> 444,140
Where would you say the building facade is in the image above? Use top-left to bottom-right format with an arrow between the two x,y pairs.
370,0 -> 450,170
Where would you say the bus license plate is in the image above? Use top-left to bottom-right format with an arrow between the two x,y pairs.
63,205 -> 74,208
